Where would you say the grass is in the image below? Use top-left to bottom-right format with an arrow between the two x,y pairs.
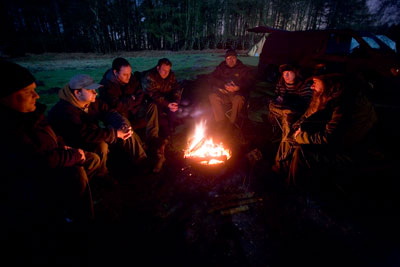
12,51 -> 260,110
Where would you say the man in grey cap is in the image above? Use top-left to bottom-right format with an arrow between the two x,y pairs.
49,74 -> 147,176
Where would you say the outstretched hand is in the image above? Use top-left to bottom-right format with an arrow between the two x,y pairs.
117,126 -> 133,140
168,102 -> 179,112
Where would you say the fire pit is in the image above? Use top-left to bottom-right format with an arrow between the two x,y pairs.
184,121 -> 232,175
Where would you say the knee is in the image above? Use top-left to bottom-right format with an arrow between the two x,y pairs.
209,93 -> 221,104
85,151 -> 101,168
147,102 -> 158,114
232,95 -> 245,106
97,141 -> 109,156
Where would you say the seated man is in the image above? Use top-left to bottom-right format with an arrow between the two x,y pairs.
208,49 -> 252,129
268,64 -> 313,138
99,57 -> 155,127
0,61 -> 100,261
141,58 -> 181,138
48,74 -> 146,176
141,58 -> 182,172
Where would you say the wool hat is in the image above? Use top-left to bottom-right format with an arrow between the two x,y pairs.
69,74 -> 102,90
0,60 -> 36,98
279,63 -> 297,74
225,49 -> 237,58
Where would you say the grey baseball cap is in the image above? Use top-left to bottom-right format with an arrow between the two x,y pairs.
69,74 -> 102,90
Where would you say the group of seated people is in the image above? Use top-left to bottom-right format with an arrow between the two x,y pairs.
0,48 -> 378,236
268,62 -> 377,192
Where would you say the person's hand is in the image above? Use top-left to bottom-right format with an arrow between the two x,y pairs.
131,95 -> 136,101
294,127 -> 301,138
224,81 -> 239,92
168,102 -> 179,112
77,149 -> 86,162
64,145 -> 72,150
117,126 -> 133,140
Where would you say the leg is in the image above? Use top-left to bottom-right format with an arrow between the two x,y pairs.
118,129 -> 147,162
145,102 -> 159,140
94,141 -> 109,175
229,94 -> 245,124
82,151 -> 101,179
209,92 -> 227,122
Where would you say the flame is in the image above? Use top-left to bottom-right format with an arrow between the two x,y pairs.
184,121 -> 231,165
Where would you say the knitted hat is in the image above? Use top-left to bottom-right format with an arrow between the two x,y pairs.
279,63 -> 297,74
225,49 -> 237,58
0,60 -> 36,98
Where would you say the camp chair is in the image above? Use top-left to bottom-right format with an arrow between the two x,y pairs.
224,101 -> 250,130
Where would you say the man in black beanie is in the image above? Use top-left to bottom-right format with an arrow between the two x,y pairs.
208,49 -> 252,130
0,61 -> 100,264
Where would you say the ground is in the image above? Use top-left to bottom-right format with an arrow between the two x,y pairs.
9,52 -> 400,266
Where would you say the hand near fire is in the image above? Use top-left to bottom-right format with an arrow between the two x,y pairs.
64,146 -> 86,162
294,127 -> 301,138
117,125 -> 133,140
77,148 -> 86,162
224,81 -> 239,93
168,102 -> 179,112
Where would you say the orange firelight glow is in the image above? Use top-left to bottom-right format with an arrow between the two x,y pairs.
184,121 -> 231,165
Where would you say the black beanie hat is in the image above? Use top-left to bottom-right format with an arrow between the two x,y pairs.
0,60 -> 36,98
225,49 -> 237,58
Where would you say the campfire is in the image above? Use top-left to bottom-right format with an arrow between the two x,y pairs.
184,121 -> 232,166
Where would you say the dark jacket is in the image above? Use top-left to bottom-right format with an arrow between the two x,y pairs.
0,103 -> 84,226
48,98 -> 119,151
209,59 -> 252,97
293,84 -> 377,151
141,67 -> 181,108
1,103 -> 83,171
99,69 -> 144,118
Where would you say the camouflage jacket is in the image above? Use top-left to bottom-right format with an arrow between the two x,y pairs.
141,67 -> 181,108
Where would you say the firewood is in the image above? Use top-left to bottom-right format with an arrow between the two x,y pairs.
220,205 -> 249,215
208,198 -> 262,213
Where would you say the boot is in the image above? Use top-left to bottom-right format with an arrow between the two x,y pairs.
152,138 -> 168,173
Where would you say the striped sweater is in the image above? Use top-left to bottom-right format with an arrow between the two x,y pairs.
274,77 -> 313,112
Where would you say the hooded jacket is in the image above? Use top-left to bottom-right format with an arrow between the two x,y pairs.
48,84 -> 118,150
99,69 -> 144,118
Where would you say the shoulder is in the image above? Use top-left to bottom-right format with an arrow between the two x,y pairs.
100,69 -> 114,84
235,60 -> 250,71
49,99 -> 79,118
143,67 -> 157,78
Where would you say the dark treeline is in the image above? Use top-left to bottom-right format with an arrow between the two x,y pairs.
0,0 -> 395,55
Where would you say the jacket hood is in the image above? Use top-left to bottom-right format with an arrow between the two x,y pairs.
59,84 -> 89,111
103,68 -> 123,85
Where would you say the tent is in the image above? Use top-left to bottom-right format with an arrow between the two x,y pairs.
247,34 -> 267,57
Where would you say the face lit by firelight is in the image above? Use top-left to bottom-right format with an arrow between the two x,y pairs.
225,56 -> 237,68
114,65 -> 132,84
157,64 -> 171,79
3,82 -> 40,113
311,78 -> 325,94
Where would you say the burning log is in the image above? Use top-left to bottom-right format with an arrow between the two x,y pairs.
184,121 -> 232,166
187,137 -> 206,154
207,197 -> 262,214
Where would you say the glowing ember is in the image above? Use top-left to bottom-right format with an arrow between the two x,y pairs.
184,121 -> 232,165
